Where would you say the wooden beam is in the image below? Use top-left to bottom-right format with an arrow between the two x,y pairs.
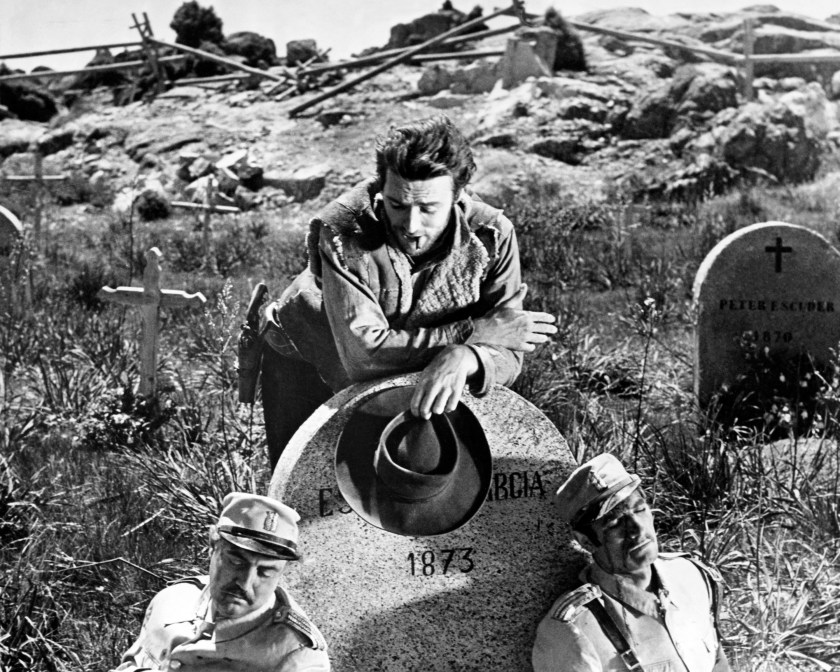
0,55 -> 184,82
301,23 -> 520,75
410,48 -> 505,63
743,18 -> 755,102
0,42 -> 142,60
176,73 -> 252,84
148,38 -> 289,83
747,52 -> 840,63
289,3 -> 520,117
567,19 -> 741,64
171,201 -> 241,213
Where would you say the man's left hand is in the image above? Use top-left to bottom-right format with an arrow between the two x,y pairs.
410,345 -> 479,419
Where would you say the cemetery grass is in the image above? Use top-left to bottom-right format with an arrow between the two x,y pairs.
2,180 -> 840,672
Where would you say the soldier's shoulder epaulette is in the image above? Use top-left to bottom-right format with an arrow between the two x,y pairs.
273,594 -> 328,651
549,583 -> 602,623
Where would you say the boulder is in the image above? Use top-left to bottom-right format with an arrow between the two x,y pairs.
223,31 -> 278,68
450,61 -> 498,94
426,92 -> 471,109
418,65 -> 453,96
0,105 -> 11,121
112,176 -> 171,222
35,127 -> 76,155
0,65 -> 58,122
0,120 -> 44,159
673,63 -> 739,117
576,7 -> 691,33
527,136 -> 582,164
286,39 -> 321,66
170,0 -> 224,48
542,8 -> 587,71
621,85 -> 674,139
263,164 -> 328,202
714,100 -> 822,183
386,11 -> 460,50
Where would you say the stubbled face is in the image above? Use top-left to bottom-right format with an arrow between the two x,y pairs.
382,171 -> 455,258
588,490 -> 659,578
208,536 -> 286,620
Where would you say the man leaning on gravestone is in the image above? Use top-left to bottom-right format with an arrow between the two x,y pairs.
532,454 -> 730,672
258,114 -> 557,468
111,493 -> 329,672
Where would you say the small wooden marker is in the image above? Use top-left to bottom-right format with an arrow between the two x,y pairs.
98,247 -> 206,397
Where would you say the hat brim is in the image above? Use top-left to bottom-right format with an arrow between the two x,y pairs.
335,386 -> 491,537
218,530 -> 299,560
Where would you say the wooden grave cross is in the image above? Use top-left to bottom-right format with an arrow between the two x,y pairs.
98,247 -> 206,397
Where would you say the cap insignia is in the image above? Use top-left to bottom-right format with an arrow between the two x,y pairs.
588,470 -> 608,491
263,511 -> 278,532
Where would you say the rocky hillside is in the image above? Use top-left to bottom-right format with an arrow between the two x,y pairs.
2,3 -> 840,227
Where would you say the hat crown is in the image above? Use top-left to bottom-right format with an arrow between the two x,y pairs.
385,413 -> 449,474
553,454 -> 641,524
217,493 -> 300,560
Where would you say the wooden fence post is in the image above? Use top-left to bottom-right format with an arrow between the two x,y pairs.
743,18 -> 755,102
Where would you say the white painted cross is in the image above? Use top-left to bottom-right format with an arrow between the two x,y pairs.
98,247 -> 206,398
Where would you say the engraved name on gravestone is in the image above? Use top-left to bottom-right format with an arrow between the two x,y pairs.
269,374 -> 585,672
693,221 -> 840,405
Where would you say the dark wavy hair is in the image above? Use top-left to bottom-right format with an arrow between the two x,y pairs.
375,115 -> 476,195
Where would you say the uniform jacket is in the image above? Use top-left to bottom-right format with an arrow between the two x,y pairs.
112,576 -> 329,672
267,178 -> 524,391
532,554 -> 730,672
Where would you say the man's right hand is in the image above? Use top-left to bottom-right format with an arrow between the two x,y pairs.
469,284 -> 557,352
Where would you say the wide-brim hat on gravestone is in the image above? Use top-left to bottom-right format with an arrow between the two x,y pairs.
335,387 -> 492,536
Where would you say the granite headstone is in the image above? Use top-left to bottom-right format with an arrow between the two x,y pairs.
0,204 -> 23,256
693,221 -> 840,404
269,373 -> 584,672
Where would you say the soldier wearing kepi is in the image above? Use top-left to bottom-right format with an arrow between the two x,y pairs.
112,493 -> 329,672
532,454 -> 730,672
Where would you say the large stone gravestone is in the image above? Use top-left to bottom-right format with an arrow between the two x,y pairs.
694,221 -> 840,405
269,373 -> 584,672
0,204 -> 23,255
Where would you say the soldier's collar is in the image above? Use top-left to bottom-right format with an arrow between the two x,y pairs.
210,591 -> 277,643
586,561 -> 663,618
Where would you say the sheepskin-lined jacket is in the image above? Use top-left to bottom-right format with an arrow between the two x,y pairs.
265,178 -> 523,392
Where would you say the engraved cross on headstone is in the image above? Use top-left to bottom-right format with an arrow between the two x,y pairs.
765,236 -> 792,273
98,247 -> 206,397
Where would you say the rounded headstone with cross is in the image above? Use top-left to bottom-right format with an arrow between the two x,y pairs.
269,373 -> 584,672
693,221 -> 840,405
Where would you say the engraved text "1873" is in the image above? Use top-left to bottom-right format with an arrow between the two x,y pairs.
407,548 -> 474,577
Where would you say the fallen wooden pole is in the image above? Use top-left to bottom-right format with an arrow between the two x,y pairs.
567,19 -> 740,64
747,52 -> 840,63
289,3 -> 521,117
301,22 -> 520,75
148,38 -> 289,83
410,48 -> 505,63
177,73 -> 253,84
0,42 -> 142,60
1,174 -> 67,182
0,55 -> 184,82
171,201 -> 241,214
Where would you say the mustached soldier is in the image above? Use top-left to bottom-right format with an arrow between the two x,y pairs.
532,454 -> 730,672
112,493 -> 329,672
